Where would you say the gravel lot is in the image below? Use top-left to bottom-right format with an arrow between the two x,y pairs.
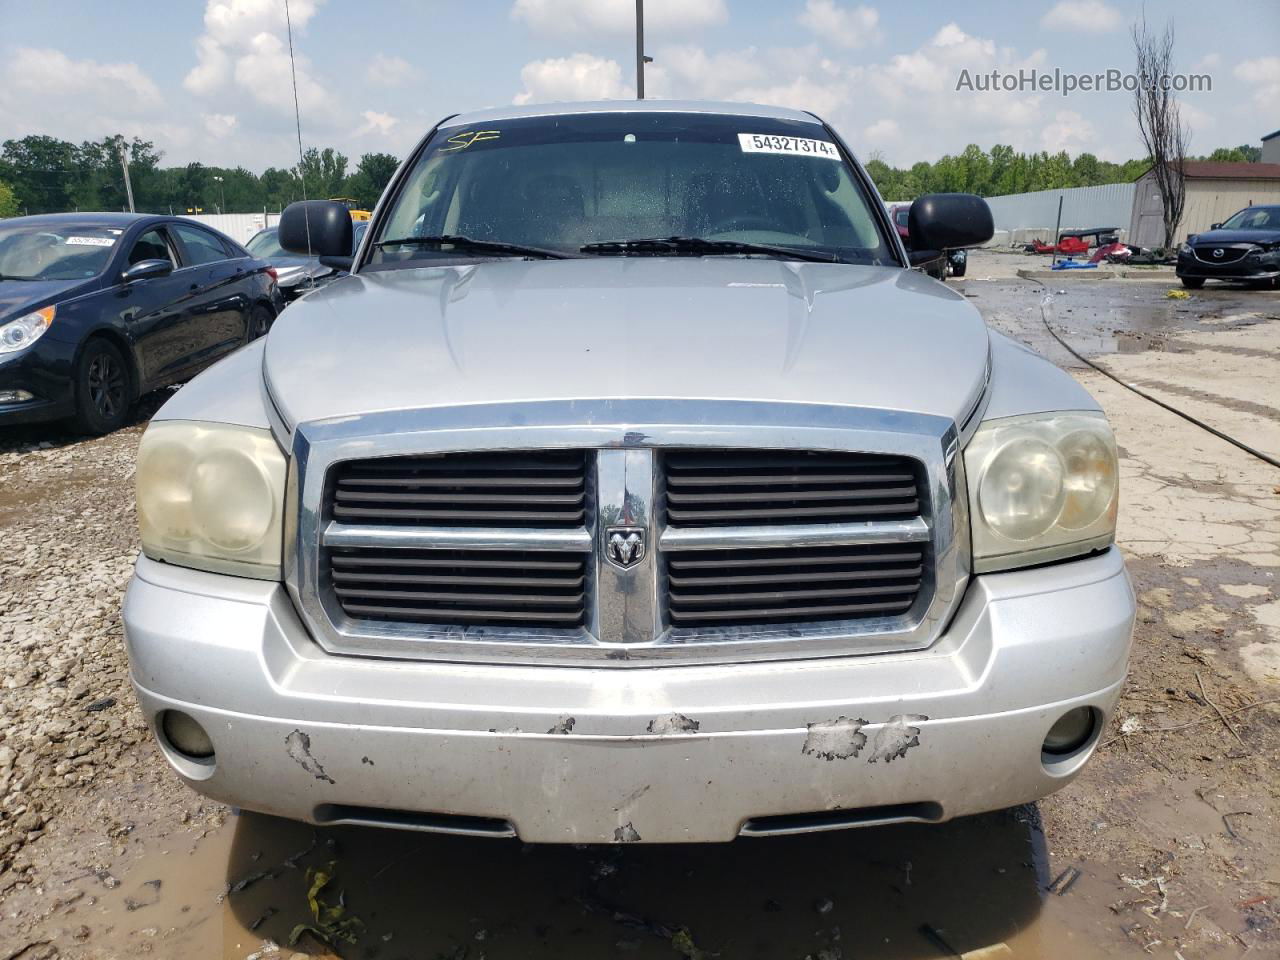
0,253 -> 1278,959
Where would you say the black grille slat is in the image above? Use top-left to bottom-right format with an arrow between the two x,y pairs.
336,490 -> 587,505
327,547 -> 587,629
342,604 -> 582,624
666,472 -> 915,486
670,549 -> 923,570
333,571 -> 585,588
667,565 -> 923,587
669,599 -> 915,624
333,506 -> 586,523
667,485 -> 917,504
667,501 -> 919,523
334,587 -> 585,607
663,450 -> 921,527
332,451 -> 587,528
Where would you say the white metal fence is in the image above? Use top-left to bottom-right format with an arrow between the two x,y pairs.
178,212 -> 281,244
983,182 -> 1136,245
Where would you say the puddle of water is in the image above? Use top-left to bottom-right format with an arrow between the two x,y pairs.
57,807 -> 1138,960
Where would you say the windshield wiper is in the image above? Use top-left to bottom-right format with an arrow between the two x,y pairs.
373,234 -> 575,260
0,274 -> 42,281
580,236 -> 842,263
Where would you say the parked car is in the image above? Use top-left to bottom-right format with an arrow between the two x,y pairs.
0,213 -> 282,433
1177,204 -> 1280,288
887,202 -> 966,278
125,102 -> 1133,844
246,226 -> 335,300
246,221 -> 370,300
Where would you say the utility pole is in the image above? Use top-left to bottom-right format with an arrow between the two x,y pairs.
118,139 -> 135,213
636,0 -> 652,99
213,175 -> 225,214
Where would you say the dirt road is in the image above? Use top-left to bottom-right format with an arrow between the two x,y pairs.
1,252 -> 1277,959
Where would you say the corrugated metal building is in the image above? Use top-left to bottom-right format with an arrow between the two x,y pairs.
177,212 -> 281,244
983,182 -> 1135,244
1129,162 -> 1280,248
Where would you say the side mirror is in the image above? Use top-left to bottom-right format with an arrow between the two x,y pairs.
279,200 -> 353,258
907,193 -> 994,252
1210,222 -> 1222,230
121,259 -> 173,283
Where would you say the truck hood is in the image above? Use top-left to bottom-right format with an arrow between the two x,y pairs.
264,258 -> 990,429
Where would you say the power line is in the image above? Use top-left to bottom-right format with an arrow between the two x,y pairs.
283,0 -> 312,253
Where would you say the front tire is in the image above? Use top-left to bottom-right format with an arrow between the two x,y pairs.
247,305 -> 274,343
1180,276 -> 1204,289
72,338 -> 131,435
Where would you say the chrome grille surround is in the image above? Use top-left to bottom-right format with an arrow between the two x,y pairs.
286,399 -> 969,667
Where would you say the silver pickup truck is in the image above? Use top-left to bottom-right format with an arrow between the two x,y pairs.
124,101 -> 1135,844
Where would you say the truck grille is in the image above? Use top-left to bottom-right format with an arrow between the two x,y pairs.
666,543 -> 925,627
329,547 -> 588,628
331,450 -> 587,528
311,437 -> 947,658
663,450 -> 920,526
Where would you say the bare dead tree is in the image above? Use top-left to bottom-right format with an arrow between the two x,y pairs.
1131,14 -> 1190,249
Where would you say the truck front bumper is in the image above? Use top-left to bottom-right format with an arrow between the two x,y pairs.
124,548 -> 1135,843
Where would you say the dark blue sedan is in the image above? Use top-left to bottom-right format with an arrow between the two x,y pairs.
0,212 -> 283,433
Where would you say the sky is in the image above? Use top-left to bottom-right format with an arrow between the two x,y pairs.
0,0 -> 1276,172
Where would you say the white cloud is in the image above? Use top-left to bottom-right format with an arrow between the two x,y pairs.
513,53 -> 632,104
184,0 -> 331,114
1234,57 -> 1280,110
202,113 -> 239,138
202,0 -> 321,45
354,110 -> 399,137
628,23 -> 1126,165
1192,52 -> 1221,71
864,118 -> 900,144
511,0 -> 726,34
4,47 -> 162,108
231,32 -> 328,113
184,35 -> 230,95
798,1 -> 881,49
1040,110 -> 1097,152
366,53 -> 416,87
1040,0 -> 1124,33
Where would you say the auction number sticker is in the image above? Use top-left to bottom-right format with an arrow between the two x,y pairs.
65,236 -> 116,246
738,133 -> 841,160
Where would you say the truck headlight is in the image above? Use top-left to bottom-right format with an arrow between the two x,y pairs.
136,421 -> 287,579
965,412 -> 1118,573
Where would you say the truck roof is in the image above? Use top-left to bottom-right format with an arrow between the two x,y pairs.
440,99 -> 821,129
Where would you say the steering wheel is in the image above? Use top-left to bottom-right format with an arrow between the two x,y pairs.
703,214 -> 780,235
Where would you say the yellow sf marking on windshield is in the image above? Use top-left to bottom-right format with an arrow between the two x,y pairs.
441,130 -> 501,152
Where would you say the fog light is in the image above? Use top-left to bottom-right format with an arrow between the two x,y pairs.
0,389 -> 34,404
1043,707 -> 1096,756
161,710 -> 215,761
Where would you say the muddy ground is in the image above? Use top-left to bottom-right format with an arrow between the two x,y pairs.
0,250 -> 1277,959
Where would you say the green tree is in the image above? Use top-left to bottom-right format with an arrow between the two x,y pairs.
1204,147 -> 1248,163
0,180 -> 18,218
0,135 -> 78,213
294,147 -> 349,200
343,152 -> 400,208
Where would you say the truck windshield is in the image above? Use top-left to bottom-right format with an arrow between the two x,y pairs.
369,112 -> 894,267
